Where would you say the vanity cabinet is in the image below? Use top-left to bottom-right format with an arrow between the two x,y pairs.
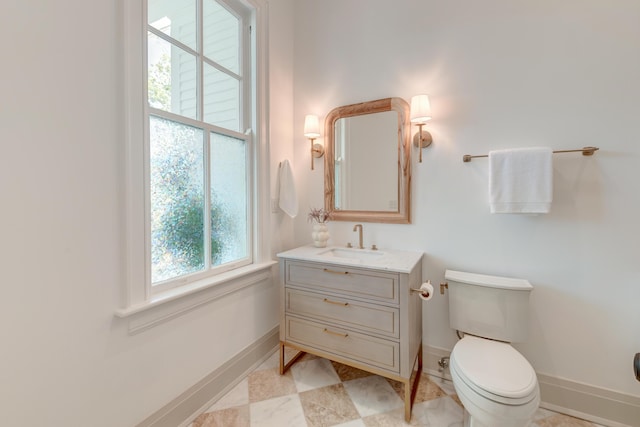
277,247 -> 423,422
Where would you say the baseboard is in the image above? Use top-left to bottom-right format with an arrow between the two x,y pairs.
423,345 -> 640,427
136,326 -> 280,427
537,373 -> 640,427
423,344 -> 453,381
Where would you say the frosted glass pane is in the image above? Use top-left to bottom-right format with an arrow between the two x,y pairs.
148,32 -> 197,120
203,0 -> 240,74
203,63 -> 240,131
150,116 -> 205,283
148,0 -> 196,50
210,133 -> 247,265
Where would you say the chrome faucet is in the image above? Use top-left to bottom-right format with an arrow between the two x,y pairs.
353,224 -> 364,249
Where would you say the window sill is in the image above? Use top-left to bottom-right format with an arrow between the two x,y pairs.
115,260 -> 277,334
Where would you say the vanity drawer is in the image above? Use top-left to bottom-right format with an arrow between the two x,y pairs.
285,261 -> 399,304
285,316 -> 399,373
285,288 -> 399,338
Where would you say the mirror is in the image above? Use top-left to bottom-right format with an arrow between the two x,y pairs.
324,97 -> 411,223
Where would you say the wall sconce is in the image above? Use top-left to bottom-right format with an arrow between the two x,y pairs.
304,114 -> 324,170
410,94 -> 433,163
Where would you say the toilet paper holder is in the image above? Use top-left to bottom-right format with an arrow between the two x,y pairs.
410,281 -> 448,296
410,280 -> 435,299
410,281 -> 432,297
440,282 -> 448,295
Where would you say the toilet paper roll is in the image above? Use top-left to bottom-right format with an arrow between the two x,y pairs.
418,281 -> 434,301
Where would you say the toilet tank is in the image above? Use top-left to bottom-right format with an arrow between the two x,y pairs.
445,269 -> 533,343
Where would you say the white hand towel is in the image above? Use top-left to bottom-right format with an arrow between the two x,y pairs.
278,160 -> 298,218
489,147 -> 553,214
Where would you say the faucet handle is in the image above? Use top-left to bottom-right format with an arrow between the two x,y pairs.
371,244 -> 378,251
346,242 -> 353,248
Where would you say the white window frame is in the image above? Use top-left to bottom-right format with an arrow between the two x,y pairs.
117,0 -> 272,325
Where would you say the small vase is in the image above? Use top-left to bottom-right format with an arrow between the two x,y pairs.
312,223 -> 330,248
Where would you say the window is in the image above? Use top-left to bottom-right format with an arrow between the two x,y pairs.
147,0 -> 252,293
120,0 -> 270,317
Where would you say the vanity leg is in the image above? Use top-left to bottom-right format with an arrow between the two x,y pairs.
404,346 -> 423,422
279,342 -> 306,375
404,378 -> 412,422
279,342 -> 286,375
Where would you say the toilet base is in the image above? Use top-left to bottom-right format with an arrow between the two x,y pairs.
463,409 -> 533,427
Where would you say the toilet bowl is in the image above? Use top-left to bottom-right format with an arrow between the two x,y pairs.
444,269 -> 540,427
450,335 -> 540,427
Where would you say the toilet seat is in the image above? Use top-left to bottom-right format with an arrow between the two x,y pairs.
450,335 -> 538,405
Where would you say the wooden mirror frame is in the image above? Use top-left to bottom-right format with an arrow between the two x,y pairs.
324,97 -> 411,224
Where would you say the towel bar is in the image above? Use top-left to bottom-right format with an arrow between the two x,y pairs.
462,146 -> 599,163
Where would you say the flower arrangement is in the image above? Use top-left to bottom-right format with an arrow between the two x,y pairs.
307,207 -> 332,224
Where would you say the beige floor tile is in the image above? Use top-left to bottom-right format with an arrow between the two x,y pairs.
248,367 -> 297,403
254,350 -> 281,372
343,375 -> 404,417
429,377 -> 456,395
449,393 -> 463,408
330,361 -> 375,382
258,347 -> 319,373
386,373 -> 446,404
333,420 -> 367,427
205,378 -> 249,412
533,407 -> 560,420
410,397 -> 464,426
192,406 -> 250,427
535,414 -> 597,427
299,383 -> 361,427
299,351 -> 320,362
362,408 -> 411,427
292,357 -> 341,392
249,394 -> 307,427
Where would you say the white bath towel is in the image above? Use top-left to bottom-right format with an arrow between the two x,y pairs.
489,147 -> 553,214
278,160 -> 298,218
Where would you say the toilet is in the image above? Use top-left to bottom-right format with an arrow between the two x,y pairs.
445,269 -> 540,427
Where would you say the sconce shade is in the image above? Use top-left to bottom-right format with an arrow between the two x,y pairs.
410,95 -> 432,124
303,114 -> 320,138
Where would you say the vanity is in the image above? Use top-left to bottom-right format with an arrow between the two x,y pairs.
277,245 -> 424,421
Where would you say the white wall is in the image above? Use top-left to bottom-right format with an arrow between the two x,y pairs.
269,0 -> 296,253
1,0 -> 637,425
292,0 -> 640,397
0,0 -> 292,426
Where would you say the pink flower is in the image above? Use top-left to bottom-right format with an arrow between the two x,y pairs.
307,207 -> 332,224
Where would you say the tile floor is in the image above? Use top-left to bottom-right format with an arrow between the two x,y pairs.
190,349 -> 605,427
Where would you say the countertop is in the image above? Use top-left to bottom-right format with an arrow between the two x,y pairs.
277,245 -> 423,273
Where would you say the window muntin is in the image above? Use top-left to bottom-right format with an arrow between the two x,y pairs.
203,0 -> 240,74
146,0 -> 252,292
148,0 -> 197,51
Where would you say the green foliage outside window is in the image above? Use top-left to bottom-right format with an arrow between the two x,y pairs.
148,53 -> 171,110
160,194 -> 233,270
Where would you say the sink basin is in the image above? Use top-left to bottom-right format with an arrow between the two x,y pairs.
319,248 -> 385,260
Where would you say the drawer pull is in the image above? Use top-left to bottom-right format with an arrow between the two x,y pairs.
323,298 -> 349,307
323,268 -> 349,275
323,328 -> 349,338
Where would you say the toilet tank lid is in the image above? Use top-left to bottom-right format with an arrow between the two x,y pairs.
445,269 -> 532,290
